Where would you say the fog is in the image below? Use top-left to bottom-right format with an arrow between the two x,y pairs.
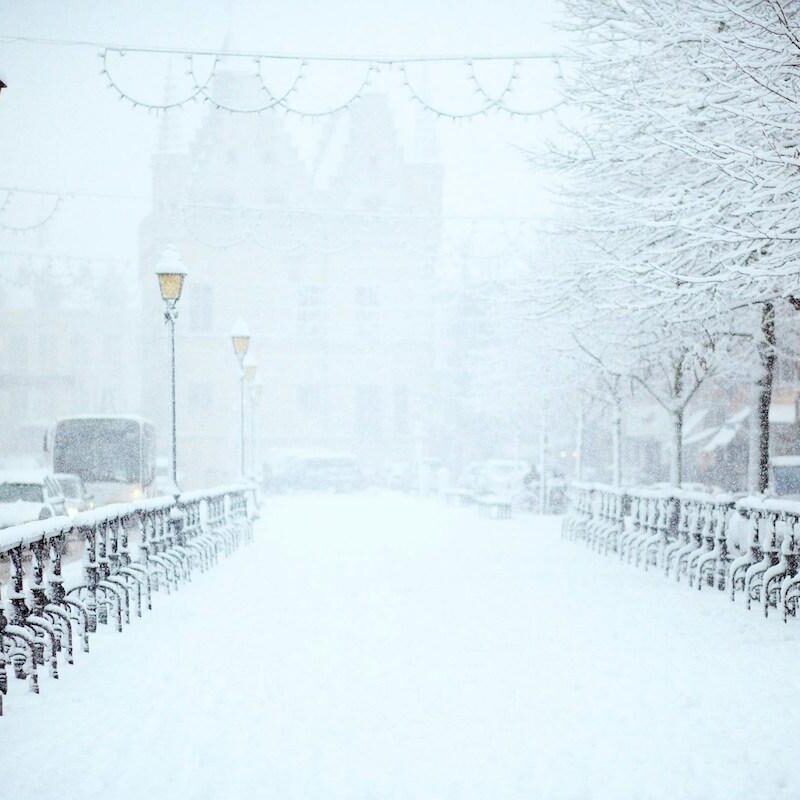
10,4 -> 800,798
0,0 -> 577,491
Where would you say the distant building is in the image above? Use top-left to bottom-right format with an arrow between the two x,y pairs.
0,253 -> 139,466
139,69 -> 444,487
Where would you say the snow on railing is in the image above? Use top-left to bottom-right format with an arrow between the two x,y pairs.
562,483 -> 800,623
0,482 -> 258,715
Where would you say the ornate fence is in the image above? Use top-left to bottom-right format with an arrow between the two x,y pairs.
562,482 -> 800,622
0,484 -> 257,715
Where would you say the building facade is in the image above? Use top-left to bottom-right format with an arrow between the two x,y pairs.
139,70 -> 444,487
0,252 -> 139,466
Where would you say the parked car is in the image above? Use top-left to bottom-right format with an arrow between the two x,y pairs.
0,470 -> 67,529
385,461 -> 413,491
286,454 -> 365,492
458,461 -> 489,494
54,472 -> 94,516
480,459 -> 530,495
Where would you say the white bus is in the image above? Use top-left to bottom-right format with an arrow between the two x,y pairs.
52,415 -> 157,506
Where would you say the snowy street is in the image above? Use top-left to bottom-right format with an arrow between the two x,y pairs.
1,494 -> 798,799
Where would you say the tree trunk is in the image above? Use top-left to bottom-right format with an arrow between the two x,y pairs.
539,408 -> 548,512
746,384 -> 760,493
756,301 -> 776,494
611,399 -> 622,487
669,408 -> 684,488
669,355 -> 685,489
575,399 -> 584,482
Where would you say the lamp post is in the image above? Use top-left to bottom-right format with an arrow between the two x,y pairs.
156,249 -> 186,493
250,378 -> 264,479
242,354 -> 257,477
230,320 -> 251,478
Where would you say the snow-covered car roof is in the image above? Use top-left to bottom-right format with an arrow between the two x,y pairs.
55,414 -> 151,425
0,503 -> 47,529
484,459 -> 530,470
0,469 -> 54,485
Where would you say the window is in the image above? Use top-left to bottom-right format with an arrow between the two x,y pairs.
189,382 -> 213,413
39,333 -> 54,371
394,385 -> 409,435
0,483 -> 43,503
355,286 -> 380,337
355,385 -> 381,438
298,285 -> 325,339
14,334 -> 28,373
297,385 -> 322,415
778,358 -> 800,385
190,284 -> 214,333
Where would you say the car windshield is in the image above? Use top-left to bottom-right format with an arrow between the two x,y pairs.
57,477 -> 81,498
0,483 -> 44,503
774,466 -> 800,496
303,459 -> 355,472
491,464 -> 523,476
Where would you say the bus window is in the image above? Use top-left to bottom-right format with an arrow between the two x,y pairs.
53,416 -> 157,505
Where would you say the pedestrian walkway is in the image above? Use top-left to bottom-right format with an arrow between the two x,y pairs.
3,494 -> 800,799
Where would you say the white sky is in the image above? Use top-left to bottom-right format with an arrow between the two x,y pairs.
0,0 -> 564,260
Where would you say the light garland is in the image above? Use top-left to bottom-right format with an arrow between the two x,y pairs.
0,190 -> 64,233
99,49 -> 214,111
3,34 -> 565,118
272,63 -> 378,118
102,50 -> 559,118
398,61 -> 560,119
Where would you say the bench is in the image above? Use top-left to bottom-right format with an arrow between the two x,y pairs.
473,493 -> 513,519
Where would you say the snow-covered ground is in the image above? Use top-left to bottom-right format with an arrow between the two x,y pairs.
2,493 -> 799,799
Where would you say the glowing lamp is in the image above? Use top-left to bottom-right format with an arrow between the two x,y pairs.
155,245 -> 187,303
156,272 -> 186,303
231,318 -> 251,360
243,354 -> 258,383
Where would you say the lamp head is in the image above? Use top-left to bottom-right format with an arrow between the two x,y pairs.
156,271 -> 186,303
243,353 -> 258,382
155,246 -> 187,303
231,318 -> 251,360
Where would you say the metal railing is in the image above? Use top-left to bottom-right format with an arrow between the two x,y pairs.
562,482 -> 800,622
0,483 -> 257,714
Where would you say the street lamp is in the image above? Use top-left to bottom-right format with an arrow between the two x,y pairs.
250,379 -> 264,478
243,353 -> 258,384
156,247 -> 186,494
242,354 -> 257,477
230,320 -> 251,478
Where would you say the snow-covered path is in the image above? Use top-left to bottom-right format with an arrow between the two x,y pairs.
3,493 -> 800,799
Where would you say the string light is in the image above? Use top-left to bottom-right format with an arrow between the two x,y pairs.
100,49 -> 215,111
0,189 -> 65,233
4,34 -> 563,119
276,63 -> 377,118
